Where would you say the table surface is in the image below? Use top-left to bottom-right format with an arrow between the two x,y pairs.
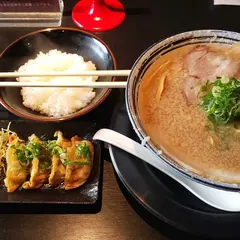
0,0 -> 240,239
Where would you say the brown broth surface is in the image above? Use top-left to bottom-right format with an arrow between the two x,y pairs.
138,44 -> 240,183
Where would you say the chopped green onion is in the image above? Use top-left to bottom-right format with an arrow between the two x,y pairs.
200,77 -> 240,125
76,142 -> 91,160
47,140 -> 64,156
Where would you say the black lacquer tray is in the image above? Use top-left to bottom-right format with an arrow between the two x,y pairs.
109,98 -> 240,240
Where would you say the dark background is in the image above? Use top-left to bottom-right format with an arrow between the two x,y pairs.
0,0 -> 239,239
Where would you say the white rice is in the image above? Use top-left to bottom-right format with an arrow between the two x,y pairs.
16,49 -> 98,117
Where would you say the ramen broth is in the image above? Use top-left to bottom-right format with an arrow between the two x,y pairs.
138,43 -> 240,183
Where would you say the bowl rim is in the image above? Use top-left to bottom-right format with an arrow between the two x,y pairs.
0,27 -> 117,122
125,29 -> 240,190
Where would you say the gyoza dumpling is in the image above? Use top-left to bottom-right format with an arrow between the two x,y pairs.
22,134 -> 51,189
64,136 -> 94,190
4,136 -> 29,192
48,131 -> 71,187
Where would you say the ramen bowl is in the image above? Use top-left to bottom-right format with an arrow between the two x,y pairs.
126,30 -> 240,190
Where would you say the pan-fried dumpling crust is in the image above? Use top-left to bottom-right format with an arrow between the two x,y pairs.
48,131 -> 71,187
64,137 -> 94,190
4,131 -> 94,191
48,154 -> 65,187
22,135 -> 51,190
4,136 -> 28,192
55,131 -> 72,150
22,157 -> 50,189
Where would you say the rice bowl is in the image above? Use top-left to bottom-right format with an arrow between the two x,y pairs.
0,27 -> 116,122
17,50 -> 98,117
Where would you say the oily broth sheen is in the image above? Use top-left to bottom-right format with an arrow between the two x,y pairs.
138,44 -> 240,184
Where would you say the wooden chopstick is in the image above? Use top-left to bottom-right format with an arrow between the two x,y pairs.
0,70 -> 131,78
0,81 -> 127,88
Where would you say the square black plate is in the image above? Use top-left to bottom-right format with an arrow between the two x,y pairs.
0,120 -> 103,214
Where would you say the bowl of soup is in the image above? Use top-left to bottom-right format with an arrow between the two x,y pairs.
126,30 -> 240,189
